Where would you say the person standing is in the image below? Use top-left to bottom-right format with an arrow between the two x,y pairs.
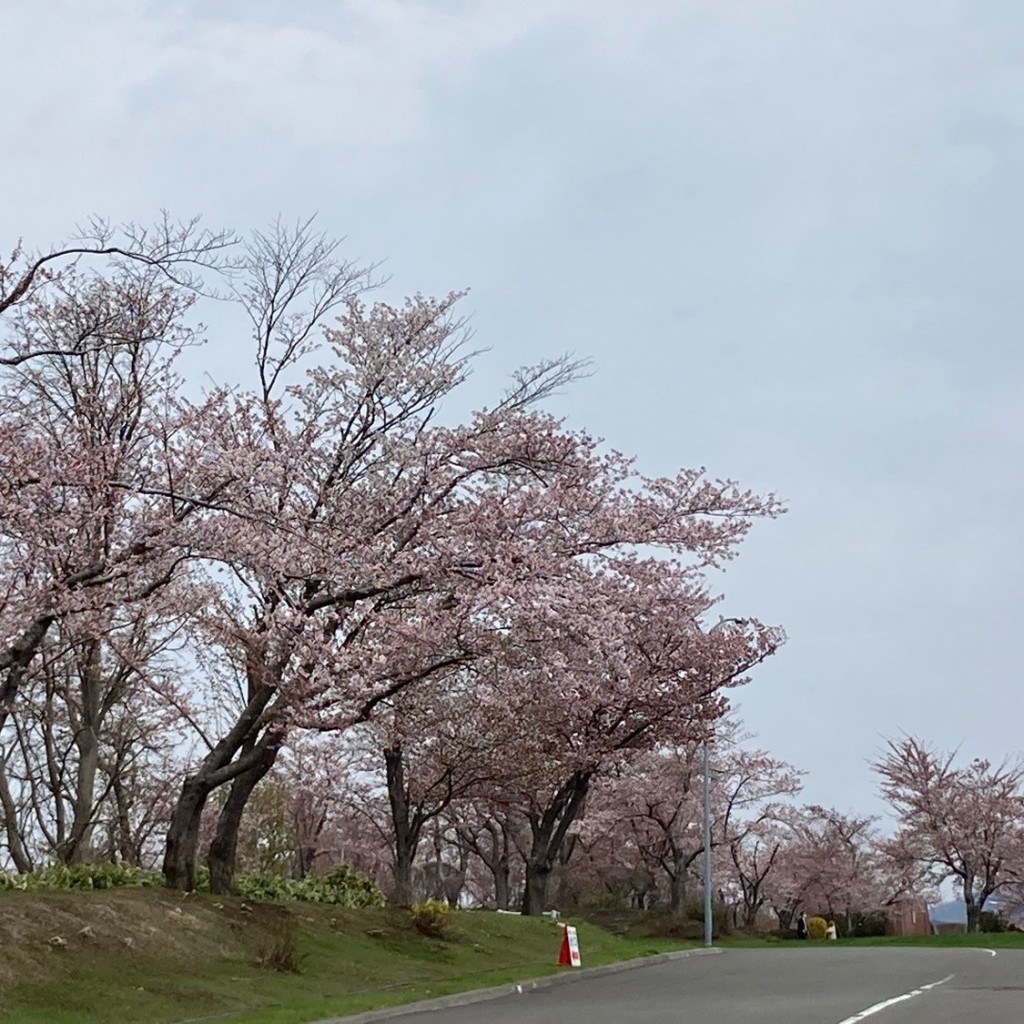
826,920 -> 838,940
796,913 -> 808,939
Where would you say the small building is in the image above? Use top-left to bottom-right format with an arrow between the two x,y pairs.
886,899 -> 932,936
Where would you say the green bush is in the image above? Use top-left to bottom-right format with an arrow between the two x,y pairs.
0,862 -> 162,892
0,861 -> 384,908
807,915 -> 828,940
234,866 -> 385,908
409,899 -> 459,940
842,911 -> 887,937
979,910 -> 1006,933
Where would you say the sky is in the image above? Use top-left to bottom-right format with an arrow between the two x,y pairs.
3,0 -> 1022,818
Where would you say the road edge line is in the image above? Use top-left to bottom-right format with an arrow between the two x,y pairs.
312,946 -> 724,1024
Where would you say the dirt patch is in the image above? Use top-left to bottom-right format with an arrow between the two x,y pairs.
0,888 -> 313,991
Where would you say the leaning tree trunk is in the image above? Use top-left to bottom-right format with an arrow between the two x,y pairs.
162,682 -> 277,890
208,738 -> 282,895
163,774 -> 215,891
521,769 -> 593,916
0,754 -> 33,873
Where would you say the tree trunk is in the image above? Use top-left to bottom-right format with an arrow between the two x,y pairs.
385,745 -> 423,907
741,900 -> 756,929
520,769 -> 592,915
65,725 -> 99,864
292,802 -> 328,879
208,739 -> 281,895
493,860 -> 511,911
668,848 -> 702,918
62,638 -> 104,865
392,847 -> 416,907
461,819 -> 512,910
161,681 -> 278,890
523,863 -> 551,916
669,866 -> 688,918
0,753 -> 32,873
965,894 -> 981,933
163,775 -> 212,891
294,842 -> 318,880
112,775 -> 142,865
742,892 -> 763,929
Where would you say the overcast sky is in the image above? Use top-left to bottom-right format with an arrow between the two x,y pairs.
3,0 -> 1022,817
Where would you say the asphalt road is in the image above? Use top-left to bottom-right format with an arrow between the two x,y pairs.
375,947 -> 1024,1024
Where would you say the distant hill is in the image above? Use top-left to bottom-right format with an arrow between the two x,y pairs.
929,900 -> 967,924
929,896 -> 1021,925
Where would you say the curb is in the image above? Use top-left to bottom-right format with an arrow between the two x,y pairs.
312,946 -> 724,1024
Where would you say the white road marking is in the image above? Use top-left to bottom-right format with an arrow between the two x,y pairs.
836,974 -> 954,1024
981,948 -> 998,957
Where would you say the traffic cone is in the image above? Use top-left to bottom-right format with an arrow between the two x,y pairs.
557,924 -> 572,965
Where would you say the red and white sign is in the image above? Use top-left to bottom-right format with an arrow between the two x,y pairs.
557,924 -> 581,967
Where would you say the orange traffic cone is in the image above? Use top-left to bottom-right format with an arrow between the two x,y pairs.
557,924 -> 572,965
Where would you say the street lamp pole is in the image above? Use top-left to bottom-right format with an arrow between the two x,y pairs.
702,739 -> 712,947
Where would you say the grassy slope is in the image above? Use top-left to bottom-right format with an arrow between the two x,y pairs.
0,890 -> 688,1024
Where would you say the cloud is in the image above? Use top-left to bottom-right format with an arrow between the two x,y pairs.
4,0 -> 1024,814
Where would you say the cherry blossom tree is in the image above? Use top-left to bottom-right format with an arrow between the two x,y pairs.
0,217 -> 370,881
759,804 -> 927,933
165,248 -> 783,894
874,737 -> 1024,932
1,217 -> 787,906
0,217 -> 237,715
345,665 -> 521,905
0,215 -> 234,342
0,270 -> 202,726
0,612 -> 196,867
728,818 -> 788,928
0,227 -> 244,874
584,722 -> 800,919
567,784 -> 660,910
475,560 -> 784,915
450,800 -> 526,910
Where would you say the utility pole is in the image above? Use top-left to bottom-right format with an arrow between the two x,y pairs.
702,740 -> 712,947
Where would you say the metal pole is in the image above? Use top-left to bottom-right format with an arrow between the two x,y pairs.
702,740 -> 712,947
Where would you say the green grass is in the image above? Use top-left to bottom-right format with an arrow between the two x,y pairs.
0,890 -> 693,1024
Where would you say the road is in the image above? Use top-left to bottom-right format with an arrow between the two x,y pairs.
375,947 -> 1024,1024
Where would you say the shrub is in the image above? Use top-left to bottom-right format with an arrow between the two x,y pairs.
319,864 -> 387,908
979,910 -> 1006,933
254,920 -> 306,974
409,899 -> 459,940
807,916 -> 828,940
234,866 -> 385,908
842,912 -> 887,937
0,862 -> 162,892
0,860 -> 386,908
